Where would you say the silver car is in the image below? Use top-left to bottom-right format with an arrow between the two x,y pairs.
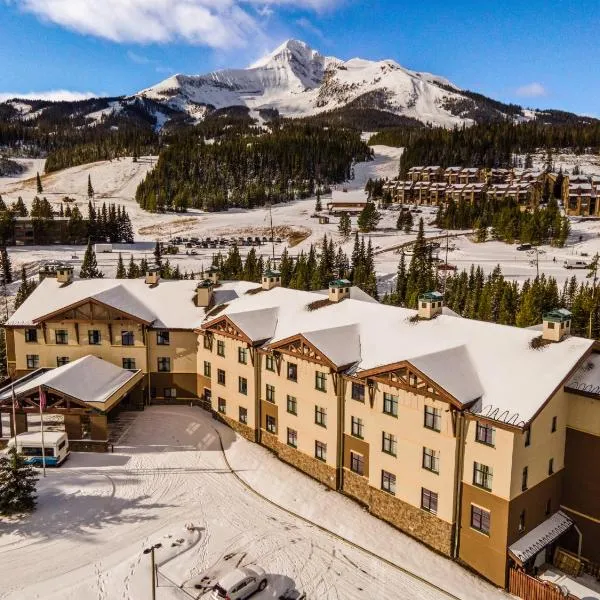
211,566 -> 268,600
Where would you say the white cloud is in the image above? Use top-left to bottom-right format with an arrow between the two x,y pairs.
515,82 -> 547,98
295,17 -> 325,40
0,90 -> 97,102
13,0 -> 342,49
127,50 -> 151,65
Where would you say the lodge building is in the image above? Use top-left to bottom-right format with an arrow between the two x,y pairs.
1,268 -> 599,591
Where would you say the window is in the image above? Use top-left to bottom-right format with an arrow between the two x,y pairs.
424,405 -> 441,431
287,428 -> 297,448
476,422 -> 495,446
122,358 -> 136,370
548,458 -> 554,475
56,356 -> 69,367
217,369 -> 226,385
287,362 -> 297,382
545,498 -> 552,516
238,377 -> 248,395
524,429 -> 531,447
351,416 -> 364,439
473,462 -> 493,491
239,407 -> 247,424
26,354 -> 39,369
383,393 -> 398,417
265,354 -> 275,371
121,330 -> 134,346
203,335 -> 212,350
382,432 -> 397,456
547,322 -> 555,330
471,505 -> 491,535
203,361 -> 211,378
551,416 -> 557,433
164,387 -> 176,399
88,329 -> 101,345
55,329 -> 68,344
265,384 -> 275,402
521,466 -> 528,491
24,328 -> 37,343
381,470 -> 396,495
350,451 -> 364,475
217,340 -> 225,357
157,357 -> 171,372
266,415 -> 276,433
287,395 -> 297,415
238,347 -> 247,364
315,406 -> 327,427
518,510 -> 526,533
218,397 -> 226,414
422,447 -> 440,474
315,371 -> 327,392
315,440 -> 327,461
351,382 -> 365,402
156,331 -> 170,345
421,488 -> 438,514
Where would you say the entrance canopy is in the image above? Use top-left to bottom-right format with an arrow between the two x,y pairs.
509,511 -> 574,565
0,355 -> 143,413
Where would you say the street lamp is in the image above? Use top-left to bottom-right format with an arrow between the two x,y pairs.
143,543 -> 162,600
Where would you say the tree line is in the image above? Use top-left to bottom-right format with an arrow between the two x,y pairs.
135,123 -> 373,212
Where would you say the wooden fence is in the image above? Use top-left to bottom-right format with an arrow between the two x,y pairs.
509,568 -> 580,600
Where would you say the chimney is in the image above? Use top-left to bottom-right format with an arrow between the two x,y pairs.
196,279 -> 214,307
145,264 -> 160,286
542,309 -> 572,342
418,291 -> 443,319
328,279 -> 351,302
262,269 -> 281,291
56,265 -> 74,284
202,266 -> 220,284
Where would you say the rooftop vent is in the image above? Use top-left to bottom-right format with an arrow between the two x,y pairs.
262,269 -> 281,291
196,279 -> 214,307
542,308 -> 572,342
418,291 -> 443,320
145,264 -> 160,286
328,279 -> 351,303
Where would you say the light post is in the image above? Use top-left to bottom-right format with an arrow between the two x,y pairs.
143,543 -> 162,600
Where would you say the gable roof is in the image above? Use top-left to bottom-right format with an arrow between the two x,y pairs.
7,277 -> 257,330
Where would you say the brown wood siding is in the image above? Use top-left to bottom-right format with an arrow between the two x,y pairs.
507,470 -> 564,546
5,328 -> 15,364
150,373 -> 198,399
261,400 -> 278,431
459,482 -> 509,587
343,434 -> 370,478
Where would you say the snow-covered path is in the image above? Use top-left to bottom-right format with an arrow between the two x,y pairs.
0,406 -> 510,600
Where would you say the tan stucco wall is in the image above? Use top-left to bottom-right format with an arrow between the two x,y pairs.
148,330 -> 197,374
345,380 -> 457,523
263,355 -> 339,469
566,391 -> 600,436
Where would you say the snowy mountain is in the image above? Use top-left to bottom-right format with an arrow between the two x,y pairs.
0,39 -> 594,131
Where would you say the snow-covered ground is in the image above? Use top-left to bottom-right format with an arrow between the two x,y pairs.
0,405 -> 510,600
2,148 -> 600,292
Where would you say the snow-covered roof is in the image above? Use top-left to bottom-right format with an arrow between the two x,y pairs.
203,286 -> 593,426
329,189 -> 369,204
6,277 -> 257,329
565,352 -> 600,397
9,431 -> 66,444
509,511 -> 573,564
0,355 -> 139,405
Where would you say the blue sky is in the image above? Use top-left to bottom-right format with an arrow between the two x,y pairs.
1,0 -> 598,115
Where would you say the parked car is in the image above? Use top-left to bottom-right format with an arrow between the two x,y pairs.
437,263 -> 457,271
516,243 -> 532,251
211,566 -> 267,600
564,259 -> 589,269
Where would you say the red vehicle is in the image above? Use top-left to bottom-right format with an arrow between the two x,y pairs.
437,263 -> 457,271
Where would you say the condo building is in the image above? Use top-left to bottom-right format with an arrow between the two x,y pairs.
1,268 -> 599,590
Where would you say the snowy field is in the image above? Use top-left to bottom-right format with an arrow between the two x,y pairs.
0,406 -> 510,600
2,149 -> 600,293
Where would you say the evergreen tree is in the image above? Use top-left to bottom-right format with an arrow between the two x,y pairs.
357,201 -> 381,232
0,447 -> 38,515
0,195 -> 6,211
127,255 -> 139,279
315,190 -> 322,213
79,239 -> 104,279
338,212 -> 351,238
87,174 -> 94,200
36,172 -> 43,194
153,240 -> 162,268
403,211 -> 413,234
12,197 -> 28,217
14,267 -> 36,309
0,247 -> 12,284
116,253 -> 126,279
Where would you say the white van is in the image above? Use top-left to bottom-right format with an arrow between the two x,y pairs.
564,259 -> 589,269
7,431 -> 70,467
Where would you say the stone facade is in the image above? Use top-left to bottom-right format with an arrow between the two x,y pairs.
216,412 -> 256,442
343,468 -> 454,556
261,430 -> 337,489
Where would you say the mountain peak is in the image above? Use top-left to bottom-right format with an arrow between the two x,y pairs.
249,39 -> 321,69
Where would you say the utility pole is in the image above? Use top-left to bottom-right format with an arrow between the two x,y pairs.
143,544 -> 161,600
